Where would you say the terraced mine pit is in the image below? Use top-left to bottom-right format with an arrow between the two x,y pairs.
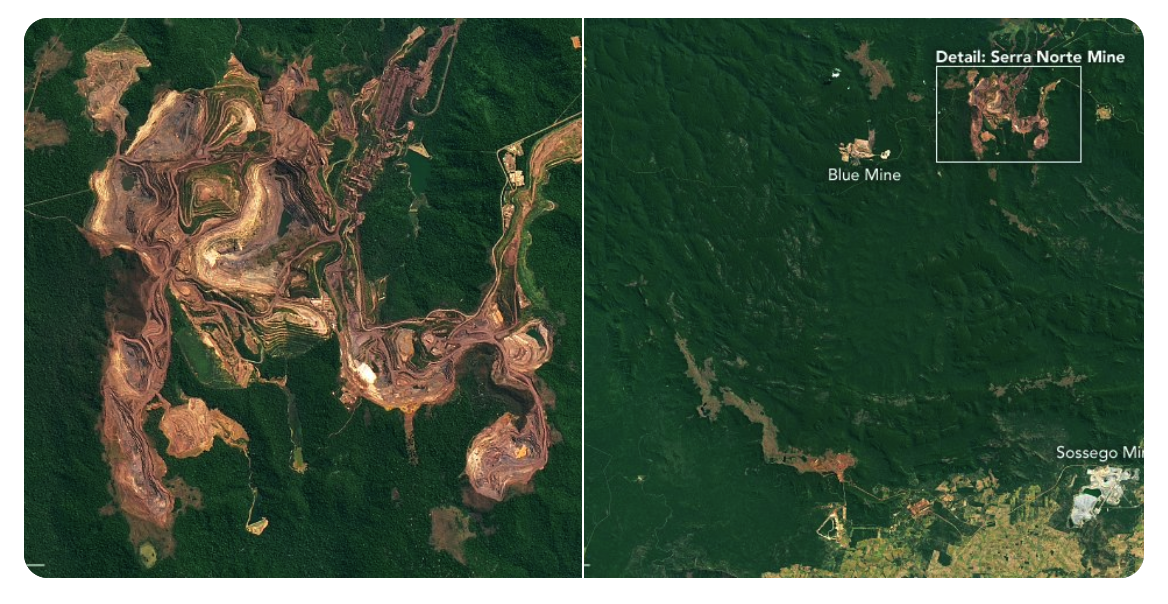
76,21 -> 581,564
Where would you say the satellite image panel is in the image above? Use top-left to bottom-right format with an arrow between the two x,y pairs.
583,18 -> 1142,578
25,17 -> 582,577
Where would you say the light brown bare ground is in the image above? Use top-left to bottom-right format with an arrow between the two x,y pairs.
158,397 -> 249,459
1001,208 -> 1038,237
74,35 -> 150,146
989,367 -> 1086,398
165,476 -> 204,513
323,63 -> 361,85
674,333 -> 856,481
429,506 -> 475,564
846,42 -> 895,100
26,35 -> 71,93
24,109 -> 68,150
942,72 -> 968,90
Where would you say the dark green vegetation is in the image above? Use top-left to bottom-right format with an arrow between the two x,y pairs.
584,19 -> 1141,577
26,18 -> 581,577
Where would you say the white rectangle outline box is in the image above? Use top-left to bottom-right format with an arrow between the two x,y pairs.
934,65 -> 1082,164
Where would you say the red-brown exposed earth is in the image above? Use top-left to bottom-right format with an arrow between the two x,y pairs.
77,20 -> 579,562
